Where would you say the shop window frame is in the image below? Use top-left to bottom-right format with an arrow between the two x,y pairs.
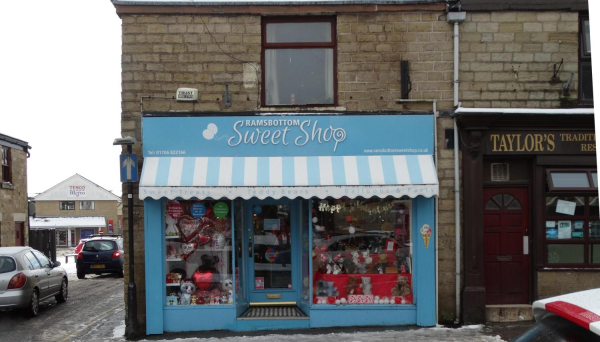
309,197 -> 415,306
261,16 -> 338,107
546,168 -> 597,191
1,146 -> 11,184
543,191 -> 600,269
579,14 -> 593,105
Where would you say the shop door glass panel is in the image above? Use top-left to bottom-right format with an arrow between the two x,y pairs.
252,204 -> 292,289
246,201 -> 298,305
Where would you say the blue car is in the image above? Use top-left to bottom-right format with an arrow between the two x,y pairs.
76,235 -> 124,279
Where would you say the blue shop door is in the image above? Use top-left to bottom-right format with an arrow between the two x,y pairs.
245,199 -> 300,305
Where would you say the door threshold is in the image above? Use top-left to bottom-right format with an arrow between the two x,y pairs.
238,306 -> 309,320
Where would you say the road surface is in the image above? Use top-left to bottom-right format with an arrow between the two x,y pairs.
0,273 -> 124,342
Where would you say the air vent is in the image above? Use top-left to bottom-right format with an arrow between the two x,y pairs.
491,163 -> 509,181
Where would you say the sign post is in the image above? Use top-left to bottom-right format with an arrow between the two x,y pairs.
114,136 -> 138,339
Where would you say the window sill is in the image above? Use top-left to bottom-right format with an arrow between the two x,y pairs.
537,267 -> 600,272
1,182 -> 14,190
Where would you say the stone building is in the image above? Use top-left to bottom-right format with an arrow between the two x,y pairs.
32,174 -> 122,247
0,133 -> 31,247
110,0 -> 596,334
112,0 -> 457,334
454,0 -> 597,324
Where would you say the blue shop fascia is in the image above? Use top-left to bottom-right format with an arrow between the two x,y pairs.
140,112 -> 439,334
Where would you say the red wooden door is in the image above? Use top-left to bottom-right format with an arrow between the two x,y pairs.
483,188 -> 529,305
15,222 -> 24,246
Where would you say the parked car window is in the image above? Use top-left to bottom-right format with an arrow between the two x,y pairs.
32,251 -> 51,268
23,252 -> 40,269
0,257 -> 16,273
117,239 -> 123,250
84,240 -> 117,252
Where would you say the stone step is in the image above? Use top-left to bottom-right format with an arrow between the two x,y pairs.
486,304 -> 534,322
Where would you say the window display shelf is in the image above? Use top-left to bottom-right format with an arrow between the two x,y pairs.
165,235 -> 180,240
166,283 -> 181,287
166,258 -> 183,262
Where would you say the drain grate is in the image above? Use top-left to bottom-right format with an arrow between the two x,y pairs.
239,306 -> 308,320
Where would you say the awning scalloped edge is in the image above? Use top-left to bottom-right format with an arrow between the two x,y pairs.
139,185 -> 438,201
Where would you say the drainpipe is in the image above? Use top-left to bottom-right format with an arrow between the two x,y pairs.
447,11 -> 466,324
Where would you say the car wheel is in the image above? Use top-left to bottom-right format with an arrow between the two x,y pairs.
55,279 -> 68,303
77,271 -> 85,279
117,268 -> 124,278
26,289 -> 39,318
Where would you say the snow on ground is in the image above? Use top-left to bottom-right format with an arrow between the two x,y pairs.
130,327 -> 505,342
56,248 -> 78,275
112,321 -> 126,339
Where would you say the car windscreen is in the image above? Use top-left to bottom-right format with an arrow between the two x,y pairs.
83,240 -> 117,252
0,257 -> 16,274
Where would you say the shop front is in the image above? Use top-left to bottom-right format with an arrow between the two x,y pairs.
140,113 -> 438,334
456,109 -> 599,323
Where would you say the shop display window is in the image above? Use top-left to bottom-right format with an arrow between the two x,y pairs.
164,200 -> 233,306
544,195 -> 600,267
311,198 -> 413,306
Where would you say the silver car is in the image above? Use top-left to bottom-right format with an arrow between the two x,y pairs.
0,247 -> 68,317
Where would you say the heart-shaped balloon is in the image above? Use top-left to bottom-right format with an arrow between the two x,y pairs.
177,215 -> 201,242
181,241 -> 198,259
197,233 -> 211,246
192,269 -> 216,291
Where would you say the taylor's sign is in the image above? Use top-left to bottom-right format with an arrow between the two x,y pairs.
68,186 -> 86,197
143,115 -> 433,157
486,131 -> 596,154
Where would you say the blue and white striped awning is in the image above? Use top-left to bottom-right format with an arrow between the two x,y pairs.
139,155 -> 438,200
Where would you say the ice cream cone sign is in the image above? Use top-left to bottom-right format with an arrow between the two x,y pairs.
420,224 -> 432,249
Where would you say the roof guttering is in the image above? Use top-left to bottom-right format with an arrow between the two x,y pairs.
112,0 -> 445,6
454,107 -> 595,115
111,0 -> 447,15
0,133 -> 31,153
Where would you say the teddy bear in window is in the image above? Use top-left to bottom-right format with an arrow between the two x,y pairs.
179,281 -> 197,305
391,275 -> 412,297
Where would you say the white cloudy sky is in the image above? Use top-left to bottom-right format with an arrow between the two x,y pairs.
1,1 -> 123,196
1,1 -> 599,199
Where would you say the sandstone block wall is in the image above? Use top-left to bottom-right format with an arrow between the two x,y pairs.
459,12 -> 580,108
0,148 -> 29,247
538,271 -> 600,299
120,11 -> 456,328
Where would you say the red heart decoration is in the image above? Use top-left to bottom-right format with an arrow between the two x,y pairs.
394,297 -> 402,304
181,241 -> 198,259
197,233 -> 211,246
177,215 -> 202,242
192,269 -> 216,291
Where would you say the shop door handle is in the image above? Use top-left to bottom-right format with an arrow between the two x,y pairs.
496,256 -> 513,262
249,242 -> 253,258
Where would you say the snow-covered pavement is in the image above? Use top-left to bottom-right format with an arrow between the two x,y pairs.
108,325 -> 504,342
